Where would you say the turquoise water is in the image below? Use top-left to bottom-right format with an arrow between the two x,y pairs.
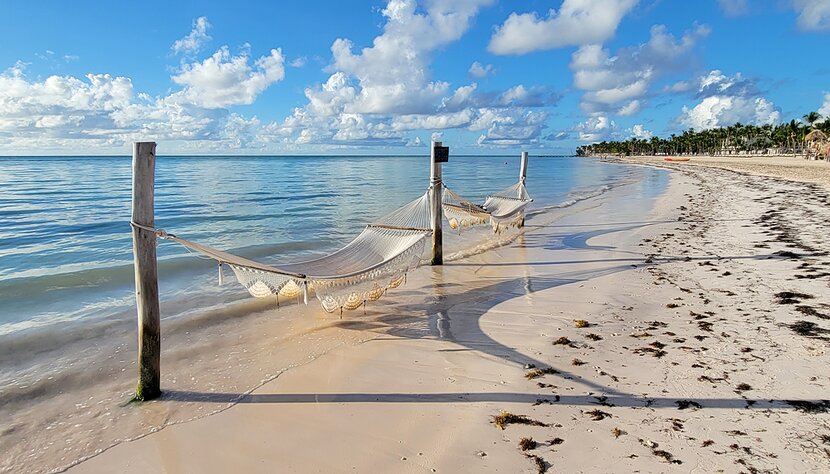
0,155 -> 661,336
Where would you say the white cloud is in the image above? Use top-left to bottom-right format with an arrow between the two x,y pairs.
570,24 -> 709,115
819,92 -> 830,118
172,47 -> 286,108
0,43 -> 288,152
629,124 -> 652,139
488,0 -> 639,55
717,0 -> 749,16
277,0 -> 560,147
678,70 -> 781,131
468,61 -> 494,79
289,57 -> 308,68
617,100 -> 641,116
576,114 -> 616,142
793,0 -> 830,31
472,108 -> 548,146
391,109 -> 474,131
172,17 -> 212,54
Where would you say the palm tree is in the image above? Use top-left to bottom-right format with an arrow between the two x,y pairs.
804,111 -> 823,128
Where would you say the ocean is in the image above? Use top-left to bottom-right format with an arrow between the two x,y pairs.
0,154 -> 651,337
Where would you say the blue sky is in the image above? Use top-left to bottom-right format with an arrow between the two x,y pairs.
1,0 -> 829,155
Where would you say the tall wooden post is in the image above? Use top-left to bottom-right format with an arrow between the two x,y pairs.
131,142 -> 161,401
519,151 -> 529,189
430,141 -> 448,265
518,151 -> 529,227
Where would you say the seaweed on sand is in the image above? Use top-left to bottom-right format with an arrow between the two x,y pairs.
526,367 -> 559,379
492,411 -> 548,430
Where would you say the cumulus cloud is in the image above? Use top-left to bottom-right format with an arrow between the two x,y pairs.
629,124 -> 653,139
576,114 -> 616,142
172,46 -> 285,108
818,92 -> 830,118
793,0 -> 830,31
717,0 -> 749,16
278,0 -> 553,147
678,70 -> 781,130
468,61 -> 494,79
0,40 -> 288,152
172,17 -> 212,54
0,63 -> 134,147
570,23 -> 709,115
488,0 -> 639,55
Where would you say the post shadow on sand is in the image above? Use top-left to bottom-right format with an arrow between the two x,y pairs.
160,389 -> 829,413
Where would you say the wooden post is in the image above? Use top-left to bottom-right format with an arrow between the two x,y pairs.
519,151 -> 529,188
519,151 -> 529,227
131,142 -> 161,401
430,141 -> 446,266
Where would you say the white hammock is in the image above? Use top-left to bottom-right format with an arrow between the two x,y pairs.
443,181 -> 532,232
153,179 -> 531,313
162,190 -> 434,313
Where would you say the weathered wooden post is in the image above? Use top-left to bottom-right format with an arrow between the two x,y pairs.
519,151 -> 529,227
430,141 -> 448,265
519,151 -> 529,189
131,142 -> 161,401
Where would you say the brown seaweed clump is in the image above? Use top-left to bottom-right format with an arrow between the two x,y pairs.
552,336 -> 572,346
518,437 -> 537,451
571,358 -> 587,366
492,411 -> 548,430
574,319 -> 590,328
585,333 -> 603,341
526,367 -> 559,380
585,409 -> 612,421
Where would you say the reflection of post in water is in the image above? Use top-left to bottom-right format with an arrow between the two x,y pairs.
430,265 -> 453,340
436,309 -> 453,340
515,234 -> 533,297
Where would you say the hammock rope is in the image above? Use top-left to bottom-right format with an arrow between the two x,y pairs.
132,178 -> 531,313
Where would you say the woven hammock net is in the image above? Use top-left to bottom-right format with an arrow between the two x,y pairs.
443,181 -> 532,233
162,177 -> 530,313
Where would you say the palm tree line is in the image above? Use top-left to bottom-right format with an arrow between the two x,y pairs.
576,112 -> 830,157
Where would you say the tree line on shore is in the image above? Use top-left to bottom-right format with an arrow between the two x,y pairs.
576,112 -> 830,157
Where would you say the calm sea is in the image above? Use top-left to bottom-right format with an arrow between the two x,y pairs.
0,155 -> 660,338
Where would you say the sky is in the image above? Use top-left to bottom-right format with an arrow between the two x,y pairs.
1,0 -> 829,155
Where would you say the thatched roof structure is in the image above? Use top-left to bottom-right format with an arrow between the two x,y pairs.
805,129 -> 827,143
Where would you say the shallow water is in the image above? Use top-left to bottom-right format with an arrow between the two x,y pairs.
0,154 -> 639,336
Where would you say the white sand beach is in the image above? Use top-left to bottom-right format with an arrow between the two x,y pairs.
52,159 -> 830,473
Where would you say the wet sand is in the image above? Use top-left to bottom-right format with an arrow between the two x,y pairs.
9,160 -> 830,473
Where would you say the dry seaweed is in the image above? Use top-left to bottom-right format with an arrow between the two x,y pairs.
527,454 -> 548,474
775,291 -> 813,304
585,333 -> 603,341
633,347 -> 668,358
552,336 -> 573,346
525,367 -> 560,380
676,400 -> 702,410
585,409 -> 612,421
574,319 -> 590,328
492,412 -> 548,430
571,358 -> 587,366
518,437 -> 537,451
